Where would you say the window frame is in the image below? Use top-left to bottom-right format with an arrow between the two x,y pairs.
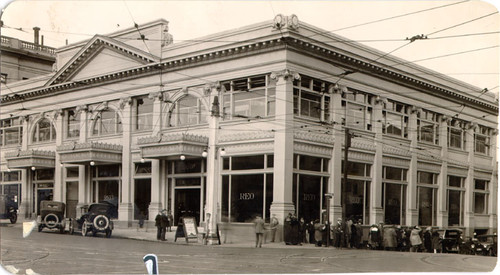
474,126 -> 491,155
0,117 -> 23,147
135,95 -> 154,131
91,108 -> 123,136
383,100 -> 409,138
473,179 -> 489,214
448,119 -> 466,150
32,118 -> 56,144
341,88 -> 373,131
293,75 -> 331,122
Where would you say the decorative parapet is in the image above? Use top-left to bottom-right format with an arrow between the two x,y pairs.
57,141 -> 122,164
5,149 -> 56,169
272,14 -> 299,31
138,133 -> 208,145
294,132 -> 334,145
219,131 -> 274,143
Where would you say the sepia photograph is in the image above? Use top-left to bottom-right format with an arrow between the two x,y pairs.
0,0 -> 498,274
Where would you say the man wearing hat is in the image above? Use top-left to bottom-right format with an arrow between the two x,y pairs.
332,217 -> 345,248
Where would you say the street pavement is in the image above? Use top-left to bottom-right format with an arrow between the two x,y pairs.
1,219 -> 498,274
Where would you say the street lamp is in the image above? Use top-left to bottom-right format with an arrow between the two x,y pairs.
324,193 -> 334,247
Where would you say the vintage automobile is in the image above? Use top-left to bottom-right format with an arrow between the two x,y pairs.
0,194 -> 18,224
69,202 -> 115,238
37,200 -> 66,234
473,235 -> 497,256
439,229 -> 464,253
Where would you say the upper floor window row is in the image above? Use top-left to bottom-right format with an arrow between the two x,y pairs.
0,117 -> 22,147
341,88 -> 373,131
293,75 -> 331,122
383,100 -> 409,138
417,109 -> 440,145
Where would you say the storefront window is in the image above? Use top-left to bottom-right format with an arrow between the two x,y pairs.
173,159 -> 202,174
383,166 -> 408,225
417,171 -> 437,226
230,174 -> 264,222
474,179 -> 489,214
448,190 -> 463,226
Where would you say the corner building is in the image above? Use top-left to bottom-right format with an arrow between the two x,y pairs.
1,16 -> 497,239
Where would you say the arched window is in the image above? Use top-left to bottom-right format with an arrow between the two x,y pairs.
32,118 -> 56,143
168,95 -> 207,127
92,109 -> 122,136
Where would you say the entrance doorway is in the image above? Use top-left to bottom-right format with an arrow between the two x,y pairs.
66,181 -> 78,219
174,188 -> 200,226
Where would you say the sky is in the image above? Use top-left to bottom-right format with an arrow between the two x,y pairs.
0,0 -> 499,98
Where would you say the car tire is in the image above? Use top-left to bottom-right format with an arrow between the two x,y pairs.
105,229 -> 112,238
44,213 -> 59,229
82,222 -> 88,236
93,215 -> 109,231
69,220 -> 74,235
9,212 -> 17,224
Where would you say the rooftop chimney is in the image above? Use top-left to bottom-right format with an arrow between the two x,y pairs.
33,27 -> 40,45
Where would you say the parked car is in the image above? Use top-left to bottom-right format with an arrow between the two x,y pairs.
439,229 -> 463,253
37,200 -> 66,234
69,202 -> 115,238
473,235 -> 497,256
0,194 -> 18,224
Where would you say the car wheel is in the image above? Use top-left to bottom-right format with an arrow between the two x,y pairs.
82,222 -> 88,236
9,212 -> 17,224
69,220 -> 74,235
93,215 -> 109,231
44,213 -> 59,229
105,229 -> 112,238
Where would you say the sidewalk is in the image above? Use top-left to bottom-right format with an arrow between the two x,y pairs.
111,225 -> 320,249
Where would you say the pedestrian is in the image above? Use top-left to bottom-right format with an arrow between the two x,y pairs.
410,226 -> 422,252
313,219 -> 324,247
299,217 -> 306,245
307,220 -> 315,244
155,210 -> 163,241
332,218 -> 345,248
424,227 -> 432,252
269,214 -> 279,242
160,210 -> 168,241
346,218 -> 353,248
431,229 -> 441,253
395,225 -> 403,251
368,224 -> 380,250
354,219 -> 363,249
383,225 -> 397,251
378,221 -> 385,250
254,215 -> 265,248
166,210 -> 173,232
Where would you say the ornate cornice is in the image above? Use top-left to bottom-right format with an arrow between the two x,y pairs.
57,141 -> 122,152
2,34 -> 497,114
219,131 -> 274,143
138,133 -> 208,145
294,131 -> 334,146
5,149 -> 55,158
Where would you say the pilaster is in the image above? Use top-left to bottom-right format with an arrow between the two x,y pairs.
437,116 -> 450,227
406,107 -> 419,226
119,97 -> 133,224
330,84 -> 343,221
370,96 -> 384,225
270,69 -> 298,223
148,159 -> 162,221
464,124 -> 476,235
489,130 -> 498,232
53,110 -> 64,202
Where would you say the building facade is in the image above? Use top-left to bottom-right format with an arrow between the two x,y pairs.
0,17 -> 497,239
1,27 -> 56,84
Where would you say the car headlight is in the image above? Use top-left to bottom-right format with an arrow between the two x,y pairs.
471,244 -> 475,248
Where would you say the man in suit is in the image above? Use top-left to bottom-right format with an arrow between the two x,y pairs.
254,215 -> 265,248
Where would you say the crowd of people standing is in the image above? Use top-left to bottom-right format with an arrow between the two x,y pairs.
272,215 -> 443,253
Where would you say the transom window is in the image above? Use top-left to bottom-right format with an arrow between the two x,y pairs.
167,95 -> 207,127
474,125 -> 491,155
65,108 -> 80,139
417,109 -> 440,145
293,75 -> 331,121
135,96 -> 154,131
92,108 -> 122,136
342,88 -> 373,131
32,118 -> 56,143
383,100 -> 408,138
448,119 -> 466,150
221,75 -> 276,120
0,117 -> 22,146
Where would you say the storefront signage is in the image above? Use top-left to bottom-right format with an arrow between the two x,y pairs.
239,193 -> 255,200
303,194 -> 316,201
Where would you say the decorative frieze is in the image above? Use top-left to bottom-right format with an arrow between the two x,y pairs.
383,156 -> 410,168
474,169 -> 494,180
57,141 -> 123,164
224,142 -> 274,155
348,150 -> 375,163
294,142 -> 332,157
417,161 -> 442,173
448,165 -> 469,177
138,133 -> 208,145
294,132 -> 334,146
5,149 -> 56,169
219,131 -> 274,143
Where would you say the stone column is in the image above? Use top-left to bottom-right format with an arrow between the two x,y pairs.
330,84 -> 343,221
406,107 -> 419,226
119,97 -> 133,226
19,116 -> 30,218
148,92 -> 164,221
53,110 -> 64,202
488,130 -> 498,232
370,97 -> 385,225
437,116 -> 450,227
463,124 -> 476,236
269,69 -> 298,229
75,106 -> 89,217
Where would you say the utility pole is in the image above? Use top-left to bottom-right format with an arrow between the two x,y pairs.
343,128 -> 352,220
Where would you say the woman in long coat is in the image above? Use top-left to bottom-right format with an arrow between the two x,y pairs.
410,226 -> 423,252
313,219 -> 324,247
383,225 -> 397,250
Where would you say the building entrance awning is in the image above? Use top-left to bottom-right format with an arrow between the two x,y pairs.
5,149 -> 56,169
57,141 -> 122,165
138,133 -> 208,159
